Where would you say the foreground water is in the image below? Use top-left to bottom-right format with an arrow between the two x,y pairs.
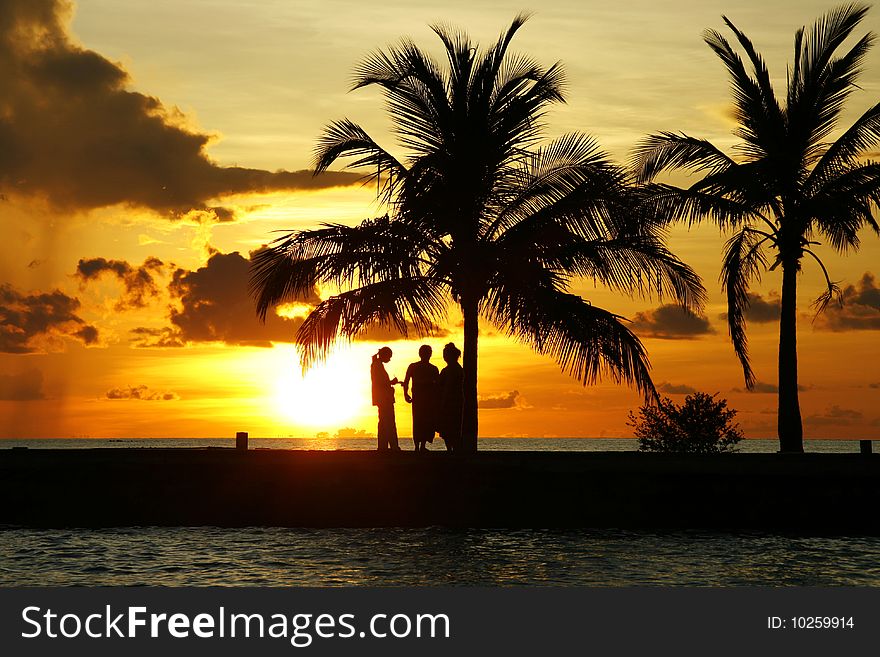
3,527 -> 880,587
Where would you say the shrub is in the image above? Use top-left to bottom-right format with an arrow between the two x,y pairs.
629,392 -> 743,454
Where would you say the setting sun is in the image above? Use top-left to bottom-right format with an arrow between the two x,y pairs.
271,346 -> 369,430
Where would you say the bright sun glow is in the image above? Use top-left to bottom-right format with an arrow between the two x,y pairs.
272,346 -> 368,429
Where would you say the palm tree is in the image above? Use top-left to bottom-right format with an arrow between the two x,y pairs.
632,4 -> 880,453
251,15 -> 705,451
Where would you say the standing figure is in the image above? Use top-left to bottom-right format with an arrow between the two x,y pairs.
403,345 -> 440,452
437,342 -> 464,452
371,346 -> 400,451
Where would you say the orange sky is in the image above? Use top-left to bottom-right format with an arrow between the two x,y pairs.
1,0 -> 878,440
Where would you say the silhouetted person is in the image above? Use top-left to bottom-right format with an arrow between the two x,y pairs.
403,345 -> 440,452
437,342 -> 463,452
371,346 -> 400,451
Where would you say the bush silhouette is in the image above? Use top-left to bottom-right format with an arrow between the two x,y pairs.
629,392 -> 743,453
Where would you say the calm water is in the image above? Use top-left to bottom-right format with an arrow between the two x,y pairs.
0,437 -> 871,452
3,527 -> 880,587
2,439 -> 877,586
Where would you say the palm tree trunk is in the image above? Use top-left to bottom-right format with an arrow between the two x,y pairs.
461,297 -> 479,452
777,261 -> 804,453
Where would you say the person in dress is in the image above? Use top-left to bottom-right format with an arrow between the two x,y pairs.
437,342 -> 463,452
371,346 -> 400,451
403,345 -> 440,452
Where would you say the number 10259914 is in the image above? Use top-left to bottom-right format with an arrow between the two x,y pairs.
767,616 -> 854,630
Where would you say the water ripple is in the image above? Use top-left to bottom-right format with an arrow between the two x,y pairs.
2,527 -> 880,586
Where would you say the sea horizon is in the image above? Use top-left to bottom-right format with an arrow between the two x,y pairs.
0,436 -> 872,453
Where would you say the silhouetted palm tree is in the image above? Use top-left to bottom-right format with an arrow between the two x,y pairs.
633,4 -> 880,453
252,15 -> 705,451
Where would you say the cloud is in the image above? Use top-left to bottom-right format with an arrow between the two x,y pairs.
76,256 -> 164,309
805,405 -> 864,427
0,284 -> 99,352
133,249 -> 319,347
719,292 -> 780,324
334,427 -> 374,438
128,327 -> 185,349
0,368 -> 45,400
0,0 -> 358,217
747,381 -> 779,393
815,272 -> 880,331
657,382 -> 697,395
731,381 -> 810,393
478,390 -> 530,409
105,385 -> 179,401
631,304 -> 713,339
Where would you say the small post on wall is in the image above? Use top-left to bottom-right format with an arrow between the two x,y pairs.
236,431 -> 248,451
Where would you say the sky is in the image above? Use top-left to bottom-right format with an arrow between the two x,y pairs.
1,0 -> 878,440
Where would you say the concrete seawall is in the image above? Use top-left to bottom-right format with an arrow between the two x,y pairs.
3,449 -> 879,531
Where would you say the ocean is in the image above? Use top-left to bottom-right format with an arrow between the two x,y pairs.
0,437 -> 872,452
2,438 -> 878,586
3,527 -> 880,587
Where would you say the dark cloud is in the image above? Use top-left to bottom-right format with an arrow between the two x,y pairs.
127,248 -> 451,348
129,327 -> 185,349
105,385 -> 179,401
0,368 -> 45,400
334,427 -> 374,438
631,304 -> 713,339
76,256 -> 164,310
0,0 -> 358,217
0,283 -> 99,352
806,405 -> 864,427
657,382 -> 697,395
816,272 -> 880,331
133,250 -> 319,347
825,406 -> 863,419
731,381 -> 809,393
478,390 -> 529,409
719,292 -> 780,324
748,381 -> 779,393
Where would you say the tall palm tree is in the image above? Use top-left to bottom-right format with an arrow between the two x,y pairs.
633,4 -> 880,453
251,15 -> 705,451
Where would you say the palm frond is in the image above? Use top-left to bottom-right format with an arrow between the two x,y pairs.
720,228 -> 770,388
722,15 -> 783,124
807,102 -> 880,188
553,234 -> 707,315
249,217 -> 433,320
249,242 -> 320,322
703,27 -> 781,160
296,277 -> 449,370
637,183 -> 761,229
796,3 -> 870,90
808,162 -> 880,250
483,284 -> 656,399
804,248 -> 844,318
790,4 -> 873,152
352,40 -> 451,156
804,33 -> 874,152
488,132 -> 625,240
313,119 -> 407,202
631,132 -> 737,184
484,12 -> 533,84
